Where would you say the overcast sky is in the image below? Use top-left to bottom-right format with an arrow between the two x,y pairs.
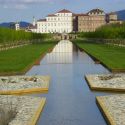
0,0 -> 125,23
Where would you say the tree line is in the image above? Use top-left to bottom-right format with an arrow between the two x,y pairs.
78,22 -> 125,39
0,27 -> 52,44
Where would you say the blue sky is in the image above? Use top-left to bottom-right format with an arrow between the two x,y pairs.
0,0 -> 125,23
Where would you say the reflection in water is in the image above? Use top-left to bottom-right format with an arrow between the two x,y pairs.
46,40 -> 73,64
26,40 -> 110,125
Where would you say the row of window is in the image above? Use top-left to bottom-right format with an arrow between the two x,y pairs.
38,28 -> 71,33
56,13 -> 71,16
79,22 -> 105,26
79,17 -> 105,21
38,23 -> 72,27
47,17 -> 71,21
89,12 -> 104,15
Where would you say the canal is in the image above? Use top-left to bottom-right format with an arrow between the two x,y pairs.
26,40 -> 110,125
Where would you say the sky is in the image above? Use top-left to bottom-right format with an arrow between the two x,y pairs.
0,0 -> 125,23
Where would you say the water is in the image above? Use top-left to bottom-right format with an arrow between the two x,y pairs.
26,40 -> 111,125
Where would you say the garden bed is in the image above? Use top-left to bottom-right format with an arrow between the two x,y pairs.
96,95 -> 125,125
85,74 -> 125,92
0,95 -> 46,125
0,76 -> 50,95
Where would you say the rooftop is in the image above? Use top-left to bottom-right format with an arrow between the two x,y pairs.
57,9 -> 72,13
88,8 -> 105,14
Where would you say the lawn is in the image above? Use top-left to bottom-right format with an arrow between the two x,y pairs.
0,42 -> 56,75
74,40 -> 125,71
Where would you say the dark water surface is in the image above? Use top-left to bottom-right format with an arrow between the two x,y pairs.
26,40 -> 111,125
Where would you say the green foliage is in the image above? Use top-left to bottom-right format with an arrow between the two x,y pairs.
0,27 -> 53,44
78,22 -> 125,39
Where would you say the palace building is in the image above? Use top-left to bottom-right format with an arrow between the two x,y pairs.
77,9 -> 106,32
29,8 -> 121,33
37,9 -> 73,33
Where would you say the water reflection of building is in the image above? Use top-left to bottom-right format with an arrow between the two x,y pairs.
46,40 -> 73,63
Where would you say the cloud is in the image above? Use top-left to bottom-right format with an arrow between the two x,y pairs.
0,0 -> 50,4
3,4 -> 27,9
0,0 -> 52,9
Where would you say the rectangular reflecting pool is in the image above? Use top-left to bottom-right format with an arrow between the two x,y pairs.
26,40 -> 111,125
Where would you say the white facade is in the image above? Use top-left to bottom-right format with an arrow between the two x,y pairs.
37,9 -> 73,33
15,23 -> 20,30
29,27 -> 37,33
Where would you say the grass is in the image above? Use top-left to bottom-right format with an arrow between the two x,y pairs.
0,41 -> 56,75
74,40 -> 125,71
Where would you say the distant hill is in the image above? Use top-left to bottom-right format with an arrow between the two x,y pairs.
0,21 -> 31,28
116,10 -> 125,21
